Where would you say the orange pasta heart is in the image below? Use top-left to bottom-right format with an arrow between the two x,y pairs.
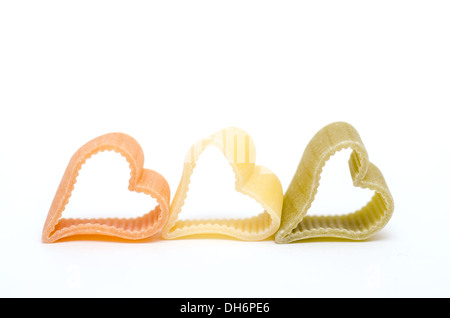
42,133 -> 170,242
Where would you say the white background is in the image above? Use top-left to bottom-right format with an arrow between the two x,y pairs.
1,1 -> 449,298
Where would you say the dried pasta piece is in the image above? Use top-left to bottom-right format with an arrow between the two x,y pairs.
42,133 -> 170,242
162,127 -> 283,241
275,122 -> 394,243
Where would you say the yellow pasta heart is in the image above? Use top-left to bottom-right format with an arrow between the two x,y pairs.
162,127 -> 283,241
275,122 -> 394,243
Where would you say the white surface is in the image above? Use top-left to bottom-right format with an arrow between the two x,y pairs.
1,1 -> 449,297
